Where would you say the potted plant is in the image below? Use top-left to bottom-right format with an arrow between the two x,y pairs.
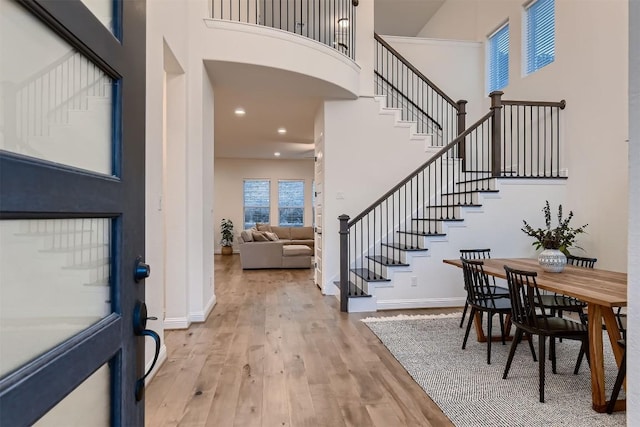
521,201 -> 588,272
220,218 -> 234,255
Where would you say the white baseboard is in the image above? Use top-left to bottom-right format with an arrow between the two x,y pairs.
377,297 -> 465,311
163,317 -> 190,330
190,294 -> 217,322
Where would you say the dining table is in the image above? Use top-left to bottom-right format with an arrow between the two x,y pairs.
443,257 -> 627,413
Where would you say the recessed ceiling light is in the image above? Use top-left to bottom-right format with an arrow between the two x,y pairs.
277,127 -> 287,135
274,152 -> 281,157
234,107 -> 246,116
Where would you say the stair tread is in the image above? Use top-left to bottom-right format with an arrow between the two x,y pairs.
424,203 -> 482,208
333,281 -> 372,298
412,217 -> 464,222
442,189 -> 499,195
366,255 -> 409,267
351,268 -> 390,282
456,177 -> 496,185
397,230 -> 446,237
381,243 -> 428,251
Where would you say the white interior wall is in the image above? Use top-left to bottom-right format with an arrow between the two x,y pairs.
382,36 -> 485,122
145,0 -> 189,371
320,97 -> 445,290
213,158 -> 315,252
417,0 -> 629,271
627,0 -> 639,422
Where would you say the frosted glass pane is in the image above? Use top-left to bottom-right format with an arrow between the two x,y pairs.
0,219 -> 112,377
34,363 -> 110,427
0,0 -> 113,174
80,0 -> 115,35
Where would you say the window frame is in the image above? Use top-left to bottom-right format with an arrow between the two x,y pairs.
277,179 -> 305,227
243,179 -> 271,229
486,22 -> 510,94
523,0 -> 555,76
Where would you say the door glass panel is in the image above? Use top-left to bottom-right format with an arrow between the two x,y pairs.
0,0 -> 114,175
80,0 -> 116,35
0,219 -> 111,377
34,363 -> 110,426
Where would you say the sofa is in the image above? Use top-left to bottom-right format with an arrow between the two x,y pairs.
238,224 -> 314,269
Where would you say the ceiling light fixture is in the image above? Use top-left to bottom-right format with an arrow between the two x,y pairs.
277,127 -> 287,135
274,152 -> 281,157
234,107 -> 246,116
338,18 -> 349,28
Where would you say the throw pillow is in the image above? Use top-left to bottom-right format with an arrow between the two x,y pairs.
264,231 -> 279,241
256,223 -> 272,232
240,229 -> 253,242
251,230 -> 269,242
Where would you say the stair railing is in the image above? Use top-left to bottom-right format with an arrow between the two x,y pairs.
338,92 -> 566,311
375,33 -> 467,147
211,0 -> 359,60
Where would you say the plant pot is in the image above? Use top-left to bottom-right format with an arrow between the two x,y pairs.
538,248 -> 567,273
221,246 -> 233,255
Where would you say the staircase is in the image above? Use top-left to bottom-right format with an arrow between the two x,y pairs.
338,35 -> 567,312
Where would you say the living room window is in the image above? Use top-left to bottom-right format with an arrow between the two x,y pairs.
524,0 -> 555,75
278,180 -> 304,227
243,179 -> 270,229
487,22 -> 510,93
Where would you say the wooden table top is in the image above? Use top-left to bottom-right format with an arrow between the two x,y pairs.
443,258 -> 627,307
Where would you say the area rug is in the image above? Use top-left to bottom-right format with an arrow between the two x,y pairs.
362,313 -> 626,427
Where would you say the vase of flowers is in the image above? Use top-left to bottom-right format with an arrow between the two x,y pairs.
521,201 -> 588,273
220,218 -> 234,255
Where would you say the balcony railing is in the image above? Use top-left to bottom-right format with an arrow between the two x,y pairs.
212,0 -> 358,60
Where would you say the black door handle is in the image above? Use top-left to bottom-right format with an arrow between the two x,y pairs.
133,300 -> 160,401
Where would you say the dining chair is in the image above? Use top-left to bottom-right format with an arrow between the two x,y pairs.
458,248 -> 509,328
502,265 -> 589,403
606,339 -> 626,414
461,258 -> 512,365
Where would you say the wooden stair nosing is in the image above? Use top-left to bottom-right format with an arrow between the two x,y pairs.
441,189 -> 499,196
351,268 -> 390,282
396,230 -> 446,237
412,217 -> 464,222
456,177 -> 496,185
333,281 -> 372,298
366,255 -> 409,267
423,203 -> 482,208
381,242 -> 428,251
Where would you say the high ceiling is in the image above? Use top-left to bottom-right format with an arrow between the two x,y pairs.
213,0 -> 444,160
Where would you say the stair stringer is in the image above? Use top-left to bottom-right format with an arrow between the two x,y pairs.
374,95 -> 442,152
362,178 -> 568,311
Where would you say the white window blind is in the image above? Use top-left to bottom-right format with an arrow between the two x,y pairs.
278,180 -> 304,227
525,0 -> 555,74
487,24 -> 509,93
243,179 -> 270,229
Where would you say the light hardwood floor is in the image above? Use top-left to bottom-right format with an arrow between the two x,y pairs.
145,254 -> 456,426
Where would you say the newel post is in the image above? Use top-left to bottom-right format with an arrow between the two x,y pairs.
338,214 -> 350,312
489,91 -> 503,177
456,99 -> 468,169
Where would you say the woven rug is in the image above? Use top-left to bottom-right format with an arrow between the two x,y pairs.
362,313 -> 626,427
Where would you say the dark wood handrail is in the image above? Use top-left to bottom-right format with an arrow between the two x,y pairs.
374,71 -> 443,131
347,110 -> 494,227
503,99 -> 566,109
374,33 -> 459,109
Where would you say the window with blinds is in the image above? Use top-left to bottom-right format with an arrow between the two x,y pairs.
487,23 -> 509,93
278,180 -> 304,227
243,179 -> 270,229
525,0 -> 555,74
